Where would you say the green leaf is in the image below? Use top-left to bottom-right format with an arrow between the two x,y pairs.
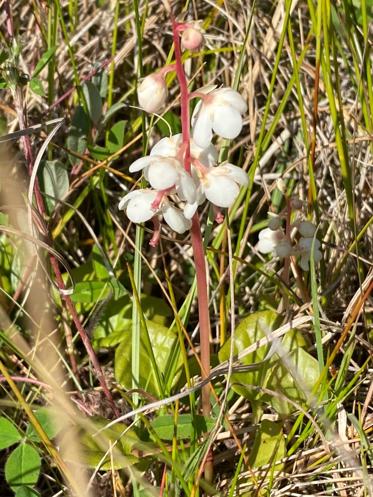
0,417 -> 22,450
219,310 -> 280,404
29,78 -> 45,97
0,50 -> 9,65
71,105 -> 90,134
103,102 -> 126,124
92,294 -> 171,347
5,443 -> 41,487
156,110 -> 181,135
107,120 -> 126,153
266,346 -> 319,415
15,486 -> 40,497
249,420 -> 286,470
218,310 -> 318,415
115,320 -> 182,396
66,131 -> 87,165
150,414 -> 215,441
42,160 -> 69,211
32,47 -> 56,78
82,81 -> 102,126
25,408 -> 60,442
88,144 -> 110,160
71,279 -> 127,304
80,417 -> 141,470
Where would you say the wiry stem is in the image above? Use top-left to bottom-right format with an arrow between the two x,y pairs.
4,3 -> 118,417
171,14 -> 213,482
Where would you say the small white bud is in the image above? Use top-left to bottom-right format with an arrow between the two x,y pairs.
181,27 -> 204,51
268,215 -> 281,231
299,220 -> 316,238
137,73 -> 167,114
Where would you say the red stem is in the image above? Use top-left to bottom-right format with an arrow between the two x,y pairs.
171,16 -> 211,418
172,18 -> 191,174
4,3 -> 118,417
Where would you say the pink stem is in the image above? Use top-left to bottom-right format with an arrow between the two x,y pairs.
172,18 -> 191,174
172,15 -> 212,426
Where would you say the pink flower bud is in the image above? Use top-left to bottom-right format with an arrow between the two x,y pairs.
137,73 -> 167,113
181,27 -> 204,51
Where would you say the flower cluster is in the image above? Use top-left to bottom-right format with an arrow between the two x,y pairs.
119,23 -> 248,242
257,214 -> 322,271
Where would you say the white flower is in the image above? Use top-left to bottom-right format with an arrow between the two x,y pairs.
297,237 -> 322,271
199,163 -> 248,208
118,189 -> 158,223
118,189 -> 191,234
137,73 -> 167,114
151,134 -> 218,167
192,87 -> 247,148
129,155 -> 197,204
257,228 -> 285,254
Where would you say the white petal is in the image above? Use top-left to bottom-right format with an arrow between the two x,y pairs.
192,106 -> 213,148
257,228 -> 284,253
125,190 -> 158,223
129,156 -> 153,173
224,163 -> 248,186
299,255 -> 310,271
178,171 -> 197,204
257,238 -> 275,254
137,74 -> 167,113
314,249 -> 322,263
218,88 -> 247,113
298,221 -> 316,238
118,190 -> 144,210
191,140 -> 218,166
184,201 -> 198,219
212,105 -> 243,140
147,159 -> 179,190
203,175 -> 239,208
150,135 -> 181,157
299,237 -> 320,252
163,205 -> 191,234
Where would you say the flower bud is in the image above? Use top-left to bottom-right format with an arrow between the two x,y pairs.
268,215 -> 281,231
181,27 -> 204,51
137,73 -> 167,113
299,220 -> 316,238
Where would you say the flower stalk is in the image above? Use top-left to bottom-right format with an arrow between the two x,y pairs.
171,18 -> 211,416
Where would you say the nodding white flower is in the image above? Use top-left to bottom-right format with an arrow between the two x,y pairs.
198,163 -> 248,208
129,155 -> 197,204
297,237 -> 322,271
118,189 -> 158,223
181,26 -> 204,51
192,87 -> 247,148
137,73 -> 167,114
257,228 -> 285,254
150,134 -> 218,167
118,189 -> 191,234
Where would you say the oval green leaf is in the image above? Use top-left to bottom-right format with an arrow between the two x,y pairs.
0,417 -> 22,450
5,443 -> 41,487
